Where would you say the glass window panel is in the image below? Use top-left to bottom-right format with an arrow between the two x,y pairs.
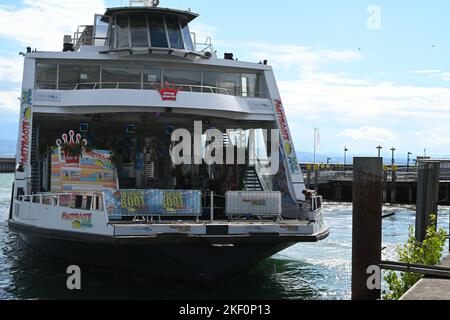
180,18 -> 194,51
148,14 -> 168,48
58,65 -> 79,90
165,15 -> 184,50
163,70 -> 201,92
241,74 -> 258,97
36,63 -> 57,90
115,14 -> 130,48
203,72 -> 241,95
101,67 -> 141,89
130,13 -> 149,47
78,65 -> 100,89
58,65 -> 101,90
143,68 -> 161,89
94,15 -> 109,46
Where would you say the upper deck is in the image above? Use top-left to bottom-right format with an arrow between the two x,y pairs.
20,3 -> 274,119
15,1 -> 284,116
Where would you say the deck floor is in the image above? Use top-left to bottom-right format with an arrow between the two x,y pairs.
401,255 -> 450,300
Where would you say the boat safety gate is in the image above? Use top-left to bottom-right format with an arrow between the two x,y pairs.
225,191 -> 282,217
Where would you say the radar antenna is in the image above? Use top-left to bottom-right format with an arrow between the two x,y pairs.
129,0 -> 160,7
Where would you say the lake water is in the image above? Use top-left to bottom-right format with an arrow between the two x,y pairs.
0,173 -> 448,300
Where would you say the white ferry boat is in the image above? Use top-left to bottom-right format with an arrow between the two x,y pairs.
8,0 -> 329,283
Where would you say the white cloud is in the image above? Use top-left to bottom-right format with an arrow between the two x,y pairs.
0,90 -> 21,113
0,56 -> 23,83
410,69 -> 450,82
339,127 -> 398,142
245,43 -> 362,75
0,0 -> 106,114
416,129 -> 450,147
189,22 -> 218,44
410,70 -> 441,74
279,79 -> 450,122
243,41 -> 450,153
0,0 -> 107,51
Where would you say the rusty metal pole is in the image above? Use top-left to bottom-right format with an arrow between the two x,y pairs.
416,161 -> 440,242
352,157 -> 382,300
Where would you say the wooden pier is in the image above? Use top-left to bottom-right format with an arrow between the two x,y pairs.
301,163 -> 450,205
0,158 -> 15,173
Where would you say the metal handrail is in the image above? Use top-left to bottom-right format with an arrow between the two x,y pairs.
66,82 -> 234,95
19,192 -> 103,211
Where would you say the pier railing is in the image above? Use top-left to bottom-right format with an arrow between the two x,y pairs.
305,168 -> 450,183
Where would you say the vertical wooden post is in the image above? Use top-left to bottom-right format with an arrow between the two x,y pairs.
416,161 -> 440,242
352,157 -> 382,300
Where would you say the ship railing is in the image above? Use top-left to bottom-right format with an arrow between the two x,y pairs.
39,81 -> 268,98
18,192 -> 104,211
69,82 -> 234,95
72,25 -> 109,49
107,192 -> 287,223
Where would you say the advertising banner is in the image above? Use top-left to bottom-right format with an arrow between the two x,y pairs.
104,189 -> 202,219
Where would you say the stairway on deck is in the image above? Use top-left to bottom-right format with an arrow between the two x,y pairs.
243,167 -> 263,191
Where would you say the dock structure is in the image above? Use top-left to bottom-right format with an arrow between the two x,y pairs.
401,256 -> 450,300
301,163 -> 450,205
0,158 -> 15,173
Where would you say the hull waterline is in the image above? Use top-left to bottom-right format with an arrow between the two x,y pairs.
10,220 -> 329,283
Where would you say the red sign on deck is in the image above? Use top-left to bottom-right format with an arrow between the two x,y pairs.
159,82 -> 180,101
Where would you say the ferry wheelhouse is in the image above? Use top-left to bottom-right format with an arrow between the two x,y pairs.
9,1 -> 329,282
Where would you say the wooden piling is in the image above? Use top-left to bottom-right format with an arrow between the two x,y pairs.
415,161 -> 440,242
352,157 -> 383,300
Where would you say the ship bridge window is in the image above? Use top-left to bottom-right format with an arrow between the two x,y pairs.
36,63 -> 57,90
130,13 -> 149,47
101,67 -> 142,89
94,15 -> 110,46
180,18 -> 195,52
148,14 -> 168,48
163,70 -> 201,92
165,15 -> 184,50
114,14 -> 130,49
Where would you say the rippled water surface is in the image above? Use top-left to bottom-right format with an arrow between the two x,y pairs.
0,173 -> 448,299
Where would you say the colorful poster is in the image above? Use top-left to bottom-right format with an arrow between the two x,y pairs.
51,148 -> 118,192
104,189 -> 202,219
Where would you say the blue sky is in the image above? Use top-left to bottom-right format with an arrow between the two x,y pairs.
0,0 -> 449,159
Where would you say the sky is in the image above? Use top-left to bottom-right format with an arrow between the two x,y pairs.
0,0 -> 449,160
